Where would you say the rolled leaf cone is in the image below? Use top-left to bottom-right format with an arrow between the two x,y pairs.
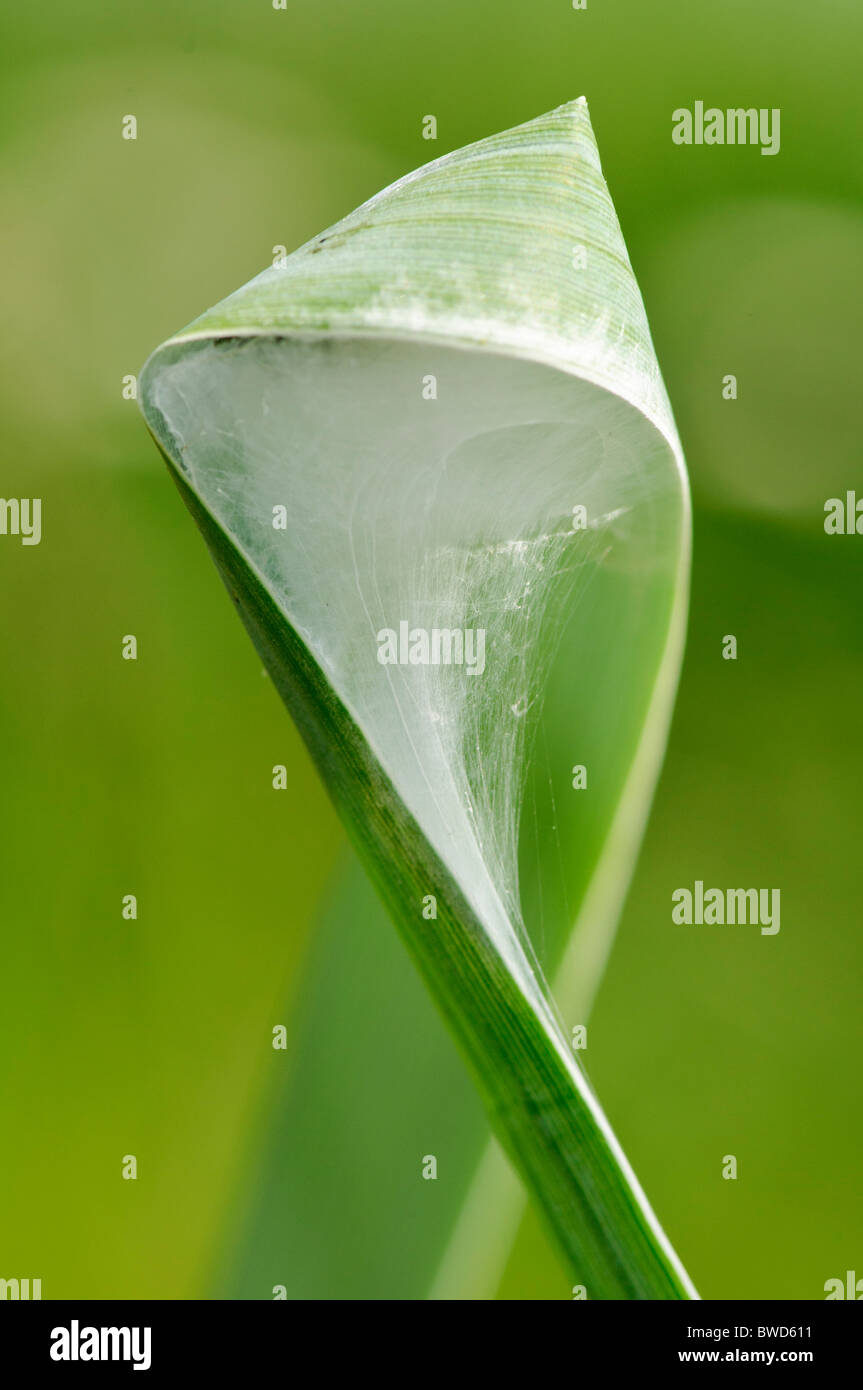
140,98 -> 695,1299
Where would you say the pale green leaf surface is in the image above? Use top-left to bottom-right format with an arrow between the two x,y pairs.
140,99 -> 695,1299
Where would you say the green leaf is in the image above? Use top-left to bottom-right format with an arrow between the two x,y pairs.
140,98 -> 696,1299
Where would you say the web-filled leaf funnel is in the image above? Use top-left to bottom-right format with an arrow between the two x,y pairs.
140,99 -> 696,1300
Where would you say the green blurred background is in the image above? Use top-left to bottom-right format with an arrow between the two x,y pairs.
1,0 -> 861,1299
